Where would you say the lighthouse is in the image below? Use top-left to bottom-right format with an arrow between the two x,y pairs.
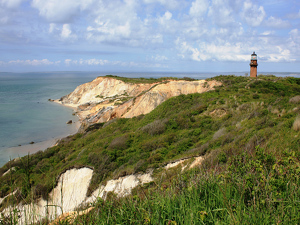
250,52 -> 258,78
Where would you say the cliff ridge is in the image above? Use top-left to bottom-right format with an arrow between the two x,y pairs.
57,76 -> 221,129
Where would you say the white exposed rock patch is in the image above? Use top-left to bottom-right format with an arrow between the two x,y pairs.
0,190 -> 17,205
1,156 -> 203,224
2,168 -> 93,225
49,168 -> 93,214
164,156 -> 204,171
189,156 -> 204,169
2,167 -> 15,177
164,159 -> 187,170
84,173 -> 154,205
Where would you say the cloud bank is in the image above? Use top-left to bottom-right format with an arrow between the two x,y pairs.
0,0 -> 299,72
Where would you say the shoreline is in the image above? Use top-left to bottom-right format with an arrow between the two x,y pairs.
2,120 -> 81,164
0,106 -> 82,166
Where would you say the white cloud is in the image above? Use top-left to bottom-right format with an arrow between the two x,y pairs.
261,31 -> 274,36
86,59 -> 109,65
287,10 -> 300,19
61,24 -> 72,38
87,21 -> 131,42
264,47 -> 296,62
0,0 -> 24,8
61,24 -> 77,40
288,29 -> 300,53
64,59 -> 72,65
143,0 -> 179,9
49,23 -> 56,33
160,11 -> 172,22
264,16 -> 290,29
189,0 -> 209,18
7,59 -> 60,66
208,0 -> 236,26
289,29 -> 299,40
152,54 -> 168,61
0,0 -> 24,25
86,0 -> 137,43
31,0 -> 95,23
175,37 -> 251,62
241,0 -> 266,27
63,58 -> 167,68
48,23 -> 77,41
1,0 -> 299,71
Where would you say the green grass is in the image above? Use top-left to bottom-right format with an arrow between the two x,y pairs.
102,75 -> 196,84
59,153 -> 300,224
1,75 -> 300,224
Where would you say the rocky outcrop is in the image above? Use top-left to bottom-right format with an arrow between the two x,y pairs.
1,156 -> 203,224
1,168 -> 153,225
57,76 -> 221,129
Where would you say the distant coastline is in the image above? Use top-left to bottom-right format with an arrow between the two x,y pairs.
0,71 -> 299,167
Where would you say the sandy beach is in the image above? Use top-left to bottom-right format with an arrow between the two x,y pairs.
2,119 -> 81,164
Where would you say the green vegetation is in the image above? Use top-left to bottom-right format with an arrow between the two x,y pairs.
1,75 -> 300,224
103,75 -> 196,84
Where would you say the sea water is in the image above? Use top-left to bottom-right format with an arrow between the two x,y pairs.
0,72 -> 98,166
0,71 -> 298,167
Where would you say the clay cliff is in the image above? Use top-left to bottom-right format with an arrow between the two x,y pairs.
57,76 -> 222,129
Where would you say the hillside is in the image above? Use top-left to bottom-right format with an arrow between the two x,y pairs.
1,75 -> 300,224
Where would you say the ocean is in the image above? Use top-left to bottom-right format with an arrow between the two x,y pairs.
0,71 -> 299,167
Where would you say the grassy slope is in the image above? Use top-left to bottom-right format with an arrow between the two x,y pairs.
1,75 -> 300,224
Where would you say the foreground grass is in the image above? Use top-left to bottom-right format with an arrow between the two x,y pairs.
0,75 -> 300,224
62,148 -> 300,224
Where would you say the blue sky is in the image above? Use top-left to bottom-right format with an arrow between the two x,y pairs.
0,0 -> 299,73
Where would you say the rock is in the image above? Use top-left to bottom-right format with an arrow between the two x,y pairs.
58,77 -> 222,125
29,141 -> 35,144
66,120 -> 72,124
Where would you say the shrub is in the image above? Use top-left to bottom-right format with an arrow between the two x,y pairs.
140,119 -> 167,135
108,135 -> 129,150
190,104 -> 207,115
134,159 -> 147,173
213,127 -> 226,140
292,117 -> 300,131
33,183 -> 49,200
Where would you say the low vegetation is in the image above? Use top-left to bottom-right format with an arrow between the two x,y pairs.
1,75 -> 300,224
103,75 -> 196,84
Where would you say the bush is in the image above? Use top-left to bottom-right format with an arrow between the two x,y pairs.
213,127 -> 226,140
190,104 -> 207,115
140,119 -> 167,135
33,183 -> 49,200
108,135 -> 129,150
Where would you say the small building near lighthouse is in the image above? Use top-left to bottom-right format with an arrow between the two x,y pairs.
250,52 -> 258,78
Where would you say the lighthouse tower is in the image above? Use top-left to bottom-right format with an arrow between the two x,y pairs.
250,52 -> 258,78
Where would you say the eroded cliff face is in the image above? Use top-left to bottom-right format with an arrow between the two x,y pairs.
57,77 -> 221,128
1,156 -> 203,224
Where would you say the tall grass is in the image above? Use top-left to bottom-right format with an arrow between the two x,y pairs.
72,164 -> 300,224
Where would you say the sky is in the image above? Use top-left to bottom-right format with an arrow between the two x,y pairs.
0,0 -> 299,73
